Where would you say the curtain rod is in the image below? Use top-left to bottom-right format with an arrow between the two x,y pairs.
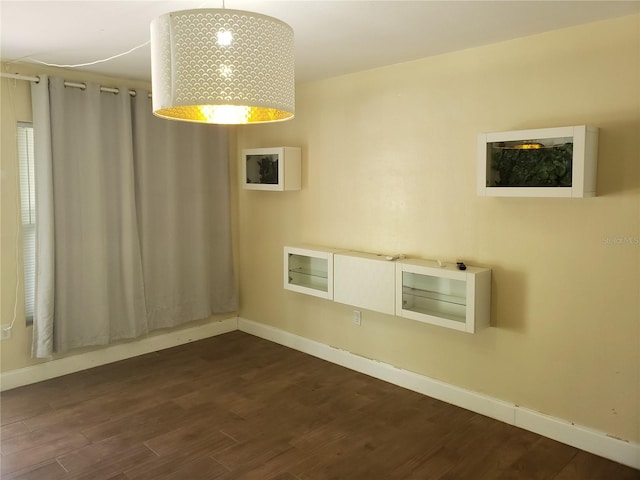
1,72 -> 150,97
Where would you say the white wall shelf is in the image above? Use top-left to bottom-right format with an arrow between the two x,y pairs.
243,147 -> 301,191
477,125 -> 598,198
285,246 -> 492,333
284,246 -> 340,299
396,259 -> 491,333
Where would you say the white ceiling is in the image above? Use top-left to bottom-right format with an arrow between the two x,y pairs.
1,1 -> 639,84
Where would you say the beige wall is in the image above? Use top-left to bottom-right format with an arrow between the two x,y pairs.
0,64 -> 238,373
237,15 -> 640,443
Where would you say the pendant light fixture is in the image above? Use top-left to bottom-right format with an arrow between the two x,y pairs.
150,8 -> 295,124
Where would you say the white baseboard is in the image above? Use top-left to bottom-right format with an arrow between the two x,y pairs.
0,317 -> 238,392
238,317 -> 640,470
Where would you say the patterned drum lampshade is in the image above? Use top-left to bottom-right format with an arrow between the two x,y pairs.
150,9 -> 295,124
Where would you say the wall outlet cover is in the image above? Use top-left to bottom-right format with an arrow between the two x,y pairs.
1,324 -> 12,340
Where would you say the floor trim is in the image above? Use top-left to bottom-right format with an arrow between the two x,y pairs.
0,317 -> 238,392
238,317 -> 640,470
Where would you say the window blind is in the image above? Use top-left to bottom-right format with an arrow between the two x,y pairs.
17,122 -> 35,324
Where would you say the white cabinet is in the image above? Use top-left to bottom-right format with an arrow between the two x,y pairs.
243,147 -> 301,191
477,125 -> 598,197
284,246 -> 492,333
396,259 -> 491,333
284,246 -> 338,299
333,251 -> 396,315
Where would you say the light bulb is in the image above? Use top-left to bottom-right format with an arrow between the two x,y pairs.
216,30 -> 233,46
200,105 -> 251,124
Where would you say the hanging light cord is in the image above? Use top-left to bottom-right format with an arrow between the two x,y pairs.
5,150 -> 21,337
23,40 -> 150,69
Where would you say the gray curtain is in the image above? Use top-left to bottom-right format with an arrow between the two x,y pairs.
31,76 -> 55,358
31,77 -> 237,357
132,91 -> 237,330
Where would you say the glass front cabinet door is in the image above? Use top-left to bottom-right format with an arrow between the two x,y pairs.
243,147 -> 301,191
284,246 -> 338,299
396,259 -> 491,333
477,125 -> 598,198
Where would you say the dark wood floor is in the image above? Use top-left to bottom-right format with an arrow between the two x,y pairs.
1,331 -> 638,480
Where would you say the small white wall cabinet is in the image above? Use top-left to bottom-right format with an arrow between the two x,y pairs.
242,147 -> 301,191
284,246 -> 338,299
333,251 -> 396,315
396,259 -> 491,333
477,125 -> 598,197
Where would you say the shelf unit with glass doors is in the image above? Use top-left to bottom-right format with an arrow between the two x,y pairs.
477,125 -> 598,198
284,246 -> 342,299
396,259 -> 491,333
243,147 -> 301,191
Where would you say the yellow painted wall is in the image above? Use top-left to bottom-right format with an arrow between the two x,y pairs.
237,15 -> 640,443
0,64 -> 238,373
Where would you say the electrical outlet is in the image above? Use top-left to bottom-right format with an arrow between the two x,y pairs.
352,310 -> 362,326
1,324 -> 12,340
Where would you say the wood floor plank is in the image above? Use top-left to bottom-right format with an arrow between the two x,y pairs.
0,387 -> 53,426
265,473 -> 300,480
0,331 -> 637,480
143,419 -> 237,458
1,460 -> 68,480
1,423 -> 86,455
79,400 -> 187,442
0,420 -> 30,441
56,403 -> 199,475
65,444 -> 158,480
553,450 -> 640,480
0,430 -> 89,477
470,426 -> 542,480
490,436 -> 579,480
122,444 -> 230,480
437,416 -> 541,479
211,430 -> 296,471
215,446 -> 309,480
